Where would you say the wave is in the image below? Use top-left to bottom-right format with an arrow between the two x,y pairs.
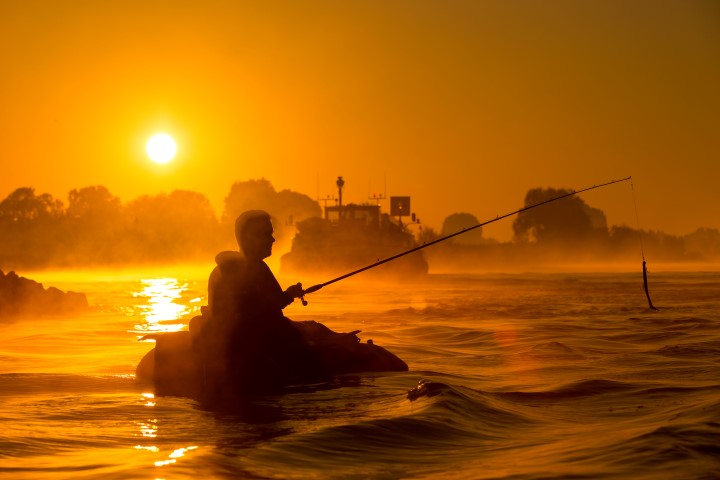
496,379 -> 641,404
242,379 -> 533,479
0,373 -> 137,397
592,421 -> 720,477
651,342 -> 720,358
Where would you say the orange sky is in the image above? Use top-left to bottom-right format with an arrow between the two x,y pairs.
1,1 -> 718,241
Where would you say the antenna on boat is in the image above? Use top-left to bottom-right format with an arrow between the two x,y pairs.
369,173 -> 387,206
298,177 -> 633,305
317,175 -> 337,210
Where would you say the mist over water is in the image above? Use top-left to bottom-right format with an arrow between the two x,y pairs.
1,267 -> 719,479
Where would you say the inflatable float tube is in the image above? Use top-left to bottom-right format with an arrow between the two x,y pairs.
136,316 -> 408,400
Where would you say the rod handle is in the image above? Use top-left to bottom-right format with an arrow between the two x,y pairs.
299,283 -> 324,306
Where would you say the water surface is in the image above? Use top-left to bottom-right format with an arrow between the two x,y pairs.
1,270 -> 718,479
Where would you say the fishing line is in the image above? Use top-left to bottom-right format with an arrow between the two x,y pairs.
630,178 -> 658,310
299,176 -> 631,303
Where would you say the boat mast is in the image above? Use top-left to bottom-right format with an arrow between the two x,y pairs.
336,176 -> 345,220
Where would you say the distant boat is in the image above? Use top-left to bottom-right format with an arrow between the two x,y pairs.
280,177 -> 428,280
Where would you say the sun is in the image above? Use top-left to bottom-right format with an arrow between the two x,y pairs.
146,133 -> 177,164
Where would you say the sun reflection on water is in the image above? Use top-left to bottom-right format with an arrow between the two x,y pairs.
132,278 -> 192,335
132,392 -> 199,470
141,392 -> 156,407
154,446 -> 199,467
138,420 -> 158,438
134,445 -> 159,453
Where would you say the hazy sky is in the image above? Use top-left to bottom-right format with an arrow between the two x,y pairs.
2,0 -> 718,241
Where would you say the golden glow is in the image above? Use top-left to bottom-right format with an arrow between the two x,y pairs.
145,133 -> 177,164
155,446 -> 198,467
134,445 -> 159,453
132,278 -> 188,336
141,392 -> 156,407
1,4 -> 718,247
138,421 -> 158,438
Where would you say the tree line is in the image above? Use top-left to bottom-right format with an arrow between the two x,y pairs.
0,179 -> 320,270
419,187 -> 720,267
1,181 -> 717,270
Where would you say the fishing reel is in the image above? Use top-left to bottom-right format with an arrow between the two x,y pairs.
298,284 -> 323,306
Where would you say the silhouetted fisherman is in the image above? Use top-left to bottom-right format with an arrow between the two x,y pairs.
202,210 -> 326,396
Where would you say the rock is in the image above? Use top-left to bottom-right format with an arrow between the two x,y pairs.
0,269 -> 89,318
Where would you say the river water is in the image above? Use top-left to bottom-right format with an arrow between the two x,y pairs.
1,267 -> 718,479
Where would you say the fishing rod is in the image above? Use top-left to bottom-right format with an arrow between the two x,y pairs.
299,176 -> 632,305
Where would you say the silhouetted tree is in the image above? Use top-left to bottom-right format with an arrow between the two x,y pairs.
416,225 -> 440,245
276,189 -> 323,226
641,229 -> 686,261
123,190 -> 221,262
607,224 -> 690,262
66,185 -> 122,221
0,187 -> 64,222
61,186 -> 124,263
0,188 -> 64,267
512,188 -> 608,245
441,212 -> 483,245
684,228 -> 720,261
222,179 -> 321,245
222,179 -> 277,223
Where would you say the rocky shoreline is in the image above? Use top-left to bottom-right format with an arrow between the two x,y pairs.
0,270 -> 88,319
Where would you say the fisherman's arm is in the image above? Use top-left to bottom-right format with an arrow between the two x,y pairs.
258,264 -> 304,309
269,282 -> 303,309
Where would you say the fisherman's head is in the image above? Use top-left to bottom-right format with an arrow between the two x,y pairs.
235,210 -> 275,261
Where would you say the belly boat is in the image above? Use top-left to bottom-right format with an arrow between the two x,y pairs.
136,315 -> 408,400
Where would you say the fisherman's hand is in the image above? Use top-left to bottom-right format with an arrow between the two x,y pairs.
284,282 -> 304,299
